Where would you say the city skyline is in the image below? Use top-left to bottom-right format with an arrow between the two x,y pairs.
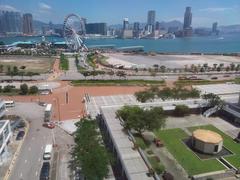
0,0 -> 239,27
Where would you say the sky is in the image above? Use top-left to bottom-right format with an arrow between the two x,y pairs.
0,0 -> 239,27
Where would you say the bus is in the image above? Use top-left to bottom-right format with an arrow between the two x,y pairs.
44,104 -> 52,122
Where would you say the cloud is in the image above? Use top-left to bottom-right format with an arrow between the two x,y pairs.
39,2 -> 51,11
0,5 -> 19,12
199,7 -> 234,12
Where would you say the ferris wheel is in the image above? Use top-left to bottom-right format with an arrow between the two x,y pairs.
63,14 -> 88,51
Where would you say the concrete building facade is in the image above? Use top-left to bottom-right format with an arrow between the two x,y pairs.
0,120 -> 12,162
23,13 -> 33,35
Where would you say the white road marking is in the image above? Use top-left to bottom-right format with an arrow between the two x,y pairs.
24,159 -> 27,163
41,146 -> 43,150
32,137 -> 35,140
35,171 -> 38,176
28,147 -> 31,151
38,157 -> 41,162
20,173 -> 23,177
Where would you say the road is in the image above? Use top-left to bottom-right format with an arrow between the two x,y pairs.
7,102 -> 74,180
8,103 -> 54,180
59,71 -> 236,81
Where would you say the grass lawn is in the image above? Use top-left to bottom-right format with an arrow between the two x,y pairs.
71,79 -> 165,86
188,125 -> 240,169
60,55 -> 69,70
155,128 -> 225,176
175,79 -> 234,86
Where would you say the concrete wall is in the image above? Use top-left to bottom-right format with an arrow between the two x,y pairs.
193,138 -> 223,154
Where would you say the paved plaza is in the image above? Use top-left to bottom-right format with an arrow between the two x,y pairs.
105,53 -> 240,69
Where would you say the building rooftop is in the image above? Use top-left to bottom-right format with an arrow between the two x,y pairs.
193,83 -> 240,95
193,129 -> 223,144
101,106 -> 154,180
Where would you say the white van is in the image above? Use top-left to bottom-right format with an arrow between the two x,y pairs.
43,144 -> 53,160
4,100 -> 15,108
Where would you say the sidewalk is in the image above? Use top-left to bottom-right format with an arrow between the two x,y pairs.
150,144 -> 189,180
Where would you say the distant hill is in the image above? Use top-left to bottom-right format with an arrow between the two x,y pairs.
158,20 -> 183,29
219,24 -> 240,34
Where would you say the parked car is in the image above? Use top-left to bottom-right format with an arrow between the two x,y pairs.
40,162 -> 50,180
16,131 -> 25,140
162,171 -> 174,180
211,76 -> 218,80
42,122 -> 55,129
16,120 -> 26,128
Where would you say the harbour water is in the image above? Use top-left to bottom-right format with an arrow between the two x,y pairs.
1,33 -> 240,53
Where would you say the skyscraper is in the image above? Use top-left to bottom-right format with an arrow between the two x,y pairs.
0,11 -> 22,34
212,22 -> 218,33
23,13 -> 33,35
122,18 -> 132,38
183,7 -> 193,36
183,7 -> 192,29
133,22 -> 140,38
147,10 -> 156,26
147,10 -> 156,34
123,18 -> 129,30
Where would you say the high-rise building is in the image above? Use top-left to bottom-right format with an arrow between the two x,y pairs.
155,21 -> 161,31
86,23 -> 107,35
0,11 -> 22,34
183,7 -> 192,29
23,13 -> 33,35
133,22 -> 140,38
123,18 -> 129,30
147,10 -> 156,26
212,22 -> 218,33
147,10 -> 156,34
183,7 -> 193,36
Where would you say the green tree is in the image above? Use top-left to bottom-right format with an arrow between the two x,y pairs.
135,90 -> 155,103
20,83 -> 28,95
173,105 -> 190,117
7,66 -> 11,75
3,85 -> 12,93
160,65 -> 166,73
158,87 -> 172,101
73,118 -> 110,180
29,86 -> 39,94
202,93 -> 224,108
13,66 -> 18,75
0,41 -> 4,45
116,105 -> 165,135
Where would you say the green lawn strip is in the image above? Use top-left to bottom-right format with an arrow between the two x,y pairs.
155,128 -> 225,176
188,125 -> 240,169
86,54 -> 97,68
135,136 -> 149,150
60,56 -> 69,70
71,79 -> 165,86
147,156 -> 165,174
175,79 -> 234,86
